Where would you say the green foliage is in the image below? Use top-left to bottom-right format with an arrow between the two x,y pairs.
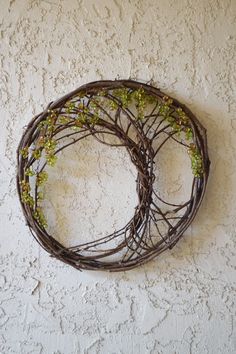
65,102 -> 76,114
76,113 -> 88,125
163,97 -> 173,106
91,113 -> 100,125
20,180 -> 34,208
44,116 -> 54,127
109,87 -> 158,119
188,144 -> 204,177
97,90 -> 106,97
113,88 -> 132,108
185,127 -> 193,140
132,87 -> 147,119
20,147 -> 29,159
25,168 -> 35,177
36,171 -> 48,186
38,110 -> 58,134
176,107 -> 188,124
159,105 -> 170,117
158,96 -> 173,118
85,99 -> 101,125
145,94 -> 156,104
109,100 -> 119,111
33,207 -> 47,228
33,149 -> 42,160
171,122 -> 182,135
58,116 -> 71,124
46,154 -> 57,166
43,138 -> 57,167
44,138 -> 57,152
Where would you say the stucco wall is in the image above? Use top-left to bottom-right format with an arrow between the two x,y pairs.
0,0 -> 236,353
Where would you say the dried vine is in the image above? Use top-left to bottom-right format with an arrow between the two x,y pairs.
16,80 -> 210,271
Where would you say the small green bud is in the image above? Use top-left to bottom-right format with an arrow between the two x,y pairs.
36,171 -> 48,186
25,168 -> 35,177
46,154 -> 57,167
33,207 -> 47,228
33,149 -> 42,160
20,147 -> 29,159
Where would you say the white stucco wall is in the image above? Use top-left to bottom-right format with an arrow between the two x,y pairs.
0,0 -> 236,353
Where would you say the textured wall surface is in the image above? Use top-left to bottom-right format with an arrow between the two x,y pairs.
0,0 -> 236,353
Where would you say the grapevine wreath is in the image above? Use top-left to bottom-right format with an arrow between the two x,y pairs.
17,80 -> 210,271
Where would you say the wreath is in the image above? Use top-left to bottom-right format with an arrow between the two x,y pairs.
17,80 -> 210,271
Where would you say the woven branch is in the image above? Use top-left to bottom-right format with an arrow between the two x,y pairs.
16,80 -> 210,271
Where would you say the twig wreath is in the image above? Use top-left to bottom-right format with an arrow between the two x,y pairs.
17,80 -> 210,271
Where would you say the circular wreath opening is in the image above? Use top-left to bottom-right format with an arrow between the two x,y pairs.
39,134 -> 139,250
17,80 -> 210,271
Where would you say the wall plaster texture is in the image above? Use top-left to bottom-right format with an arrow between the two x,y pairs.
0,0 -> 236,353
